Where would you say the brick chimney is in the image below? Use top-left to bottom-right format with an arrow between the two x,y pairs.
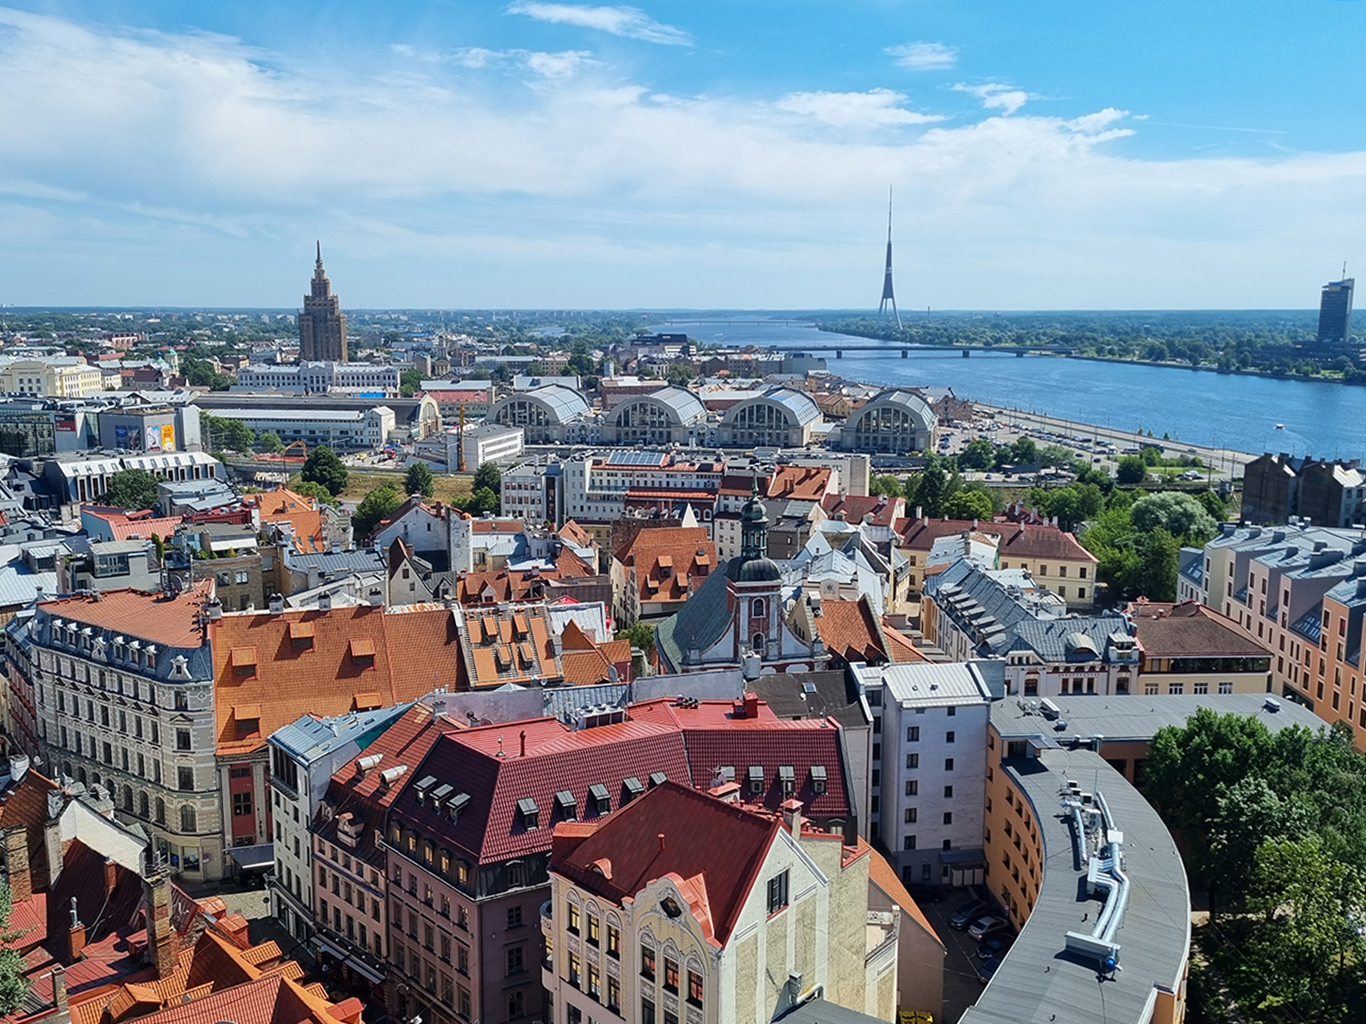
104,857 -> 117,899
781,798 -> 803,836
4,827 -> 31,902
743,692 -> 760,719
66,898 -> 86,962
143,868 -> 177,979
50,965 -> 69,1024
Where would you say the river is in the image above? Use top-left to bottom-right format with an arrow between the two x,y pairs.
656,319 -> 1366,459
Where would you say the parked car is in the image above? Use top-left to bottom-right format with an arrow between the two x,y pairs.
968,915 -> 1011,941
975,957 -> 1002,984
977,936 -> 1013,960
949,899 -> 989,929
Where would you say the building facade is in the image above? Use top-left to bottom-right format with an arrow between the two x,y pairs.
300,245 -> 349,362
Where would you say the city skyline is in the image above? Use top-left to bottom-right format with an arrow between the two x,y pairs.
3,1 -> 1366,309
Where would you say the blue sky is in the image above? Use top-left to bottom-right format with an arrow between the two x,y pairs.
3,0 -> 1366,309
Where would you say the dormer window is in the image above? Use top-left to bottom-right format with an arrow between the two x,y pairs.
555,790 -> 578,821
145,645 -> 156,671
230,646 -> 257,679
517,798 -> 539,830
413,775 -> 437,806
349,638 -> 376,668
622,777 -> 644,803
748,765 -> 764,794
446,792 -> 471,823
810,765 -> 827,795
778,765 -> 795,796
649,771 -> 667,788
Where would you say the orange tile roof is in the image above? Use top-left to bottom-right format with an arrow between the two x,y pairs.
821,493 -> 904,528
767,465 -> 832,501
617,527 -> 716,607
242,487 -> 323,551
814,598 -> 924,665
39,583 -> 213,649
454,604 -> 560,688
83,507 -> 184,541
209,606 -> 462,755
866,849 -> 943,948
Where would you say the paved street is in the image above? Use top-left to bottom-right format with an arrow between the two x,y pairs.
918,889 -> 1003,1024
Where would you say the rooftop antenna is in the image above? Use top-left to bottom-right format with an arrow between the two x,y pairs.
878,186 -> 903,330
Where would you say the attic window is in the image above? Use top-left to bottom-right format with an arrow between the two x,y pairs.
354,692 -> 382,712
233,704 -> 261,740
495,645 -> 513,670
649,771 -> 667,788
231,646 -> 258,678
622,777 -> 644,802
517,798 -> 539,830
717,766 -> 735,783
555,790 -> 578,820
431,783 -> 454,805
810,765 -> 827,795
748,765 -> 764,794
413,775 -> 437,805
512,613 -> 529,639
289,621 -> 315,648
349,638 -> 376,665
481,617 -> 499,644
589,783 -> 611,815
446,792 -> 471,822
778,765 -> 796,795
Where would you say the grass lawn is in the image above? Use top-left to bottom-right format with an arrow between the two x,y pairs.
290,470 -> 474,505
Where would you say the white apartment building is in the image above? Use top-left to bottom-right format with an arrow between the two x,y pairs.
206,406 -> 396,450
560,451 -> 726,523
543,782 -> 898,1024
8,585 -> 227,880
235,362 -> 401,397
853,661 -> 993,888
266,704 -> 414,944
0,357 -> 105,398
501,461 -> 555,524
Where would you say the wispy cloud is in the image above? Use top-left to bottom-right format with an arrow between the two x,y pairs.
775,89 -> 945,128
953,82 -> 1031,115
392,43 -> 596,78
886,41 -> 957,71
507,2 -> 691,46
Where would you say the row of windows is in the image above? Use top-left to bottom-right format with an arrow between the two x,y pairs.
564,904 -> 621,956
57,726 -> 195,788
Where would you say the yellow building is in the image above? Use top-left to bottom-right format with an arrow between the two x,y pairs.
0,357 -> 105,398
542,781 -> 902,1024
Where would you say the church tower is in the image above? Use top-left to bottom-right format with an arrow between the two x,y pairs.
299,242 -> 349,362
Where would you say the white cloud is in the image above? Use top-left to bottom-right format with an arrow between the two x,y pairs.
394,43 -> 596,78
507,2 -> 691,46
954,82 -> 1031,115
775,89 -> 945,127
886,42 -> 957,71
3,7 -> 1366,308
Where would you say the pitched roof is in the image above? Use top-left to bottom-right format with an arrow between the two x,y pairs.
767,465 -> 832,501
0,769 -> 60,893
210,605 -> 462,755
1130,600 -> 1269,658
866,848 -> 943,949
551,781 -> 780,947
242,487 -> 323,551
998,523 -> 1097,563
618,527 -> 716,607
815,597 -> 924,665
744,671 -> 869,731
451,604 -> 561,688
83,507 -> 184,542
821,493 -> 903,528
38,583 -> 212,649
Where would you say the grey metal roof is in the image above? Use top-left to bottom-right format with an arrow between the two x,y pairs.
268,703 -> 413,762
542,683 -> 629,724
745,671 -> 868,729
869,661 -> 994,707
1008,617 -> 1135,663
284,548 -> 386,573
991,692 -> 1324,743
961,748 -> 1189,1024
0,567 -> 57,608
848,389 -> 936,432
490,384 -> 589,424
721,387 -> 820,428
609,386 -> 705,425
653,564 -> 734,671
778,998 -> 890,1024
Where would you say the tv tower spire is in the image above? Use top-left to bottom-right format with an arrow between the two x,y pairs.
879,185 -> 902,330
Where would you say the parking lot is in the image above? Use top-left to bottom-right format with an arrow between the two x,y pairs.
918,888 -> 1010,1024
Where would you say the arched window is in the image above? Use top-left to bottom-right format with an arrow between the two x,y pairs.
139,791 -> 150,818
76,766 -> 87,784
751,598 -> 766,619
180,804 -> 196,833
155,797 -> 166,824
122,786 -> 134,813
752,634 -> 767,657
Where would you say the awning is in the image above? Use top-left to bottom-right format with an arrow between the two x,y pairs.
310,935 -> 386,985
226,843 -> 274,872
940,848 -> 986,867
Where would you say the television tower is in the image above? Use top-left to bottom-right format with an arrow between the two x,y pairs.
878,186 -> 903,329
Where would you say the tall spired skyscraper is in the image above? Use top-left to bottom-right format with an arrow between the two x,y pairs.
878,186 -> 903,330
299,242 -> 348,362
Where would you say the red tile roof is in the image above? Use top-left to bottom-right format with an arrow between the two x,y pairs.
551,781 -> 780,947
83,507 -> 184,542
1131,600 -> 1269,658
821,493 -> 904,528
767,465 -> 832,501
896,517 -> 1096,564
39,583 -> 213,649
209,606 -> 462,755
617,527 -> 716,607
814,597 -> 924,665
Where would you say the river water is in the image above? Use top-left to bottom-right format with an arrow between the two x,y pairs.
657,319 -> 1366,459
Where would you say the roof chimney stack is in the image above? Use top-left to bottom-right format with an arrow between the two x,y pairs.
520,729 -> 527,757
658,832 -> 666,852
4,827 -> 31,902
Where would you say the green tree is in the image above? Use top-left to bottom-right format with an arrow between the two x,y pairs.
256,431 -> 283,453
301,446 -> 349,496
1136,527 -> 1179,600
472,462 -> 502,496
1116,455 -> 1147,484
664,363 -> 697,386
1192,488 -> 1227,521
400,369 -> 424,398
618,620 -> 656,656
868,475 -> 903,498
914,463 -> 948,517
1205,776 -> 1313,916
942,489 -> 993,521
405,461 -> 435,498
1010,436 -> 1039,464
151,533 -> 165,563
1130,492 -> 1218,542
101,469 -> 160,510
0,880 -> 30,1013
956,438 -> 995,471
290,480 -> 340,508
353,483 -> 403,537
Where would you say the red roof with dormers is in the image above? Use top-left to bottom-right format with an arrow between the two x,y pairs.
551,781 -> 781,947
821,493 -> 904,528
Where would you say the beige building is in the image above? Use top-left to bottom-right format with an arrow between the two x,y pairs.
0,357 -> 105,398
543,781 -> 899,1024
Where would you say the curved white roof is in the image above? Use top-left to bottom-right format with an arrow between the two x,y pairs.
722,387 -> 820,427
848,389 -> 936,432
610,386 -> 706,426
490,384 -> 590,424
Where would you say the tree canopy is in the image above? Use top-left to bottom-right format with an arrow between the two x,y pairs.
101,469 -> 160,510
472,462 -> 502,496
405,461 -> 435,498
0,880 -> 30,1013
353,483 -> 402,537
301,446 -> 348,496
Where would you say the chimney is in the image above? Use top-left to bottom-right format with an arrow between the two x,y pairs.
66,898 -> 86,962
519,730 -> 527,757
268,593 -> 285,615
143,868 -> 176,979
104,857 -> 117,898
743,692 -> 760,719
50,966 -> 68,1024
206,597 -> 223,622
4,827 -> 31,902
710,781 -> 741,804
318,591 -> 332,613
369,588 -> 383,607
657,832 -> 666,852
9,754 -> 28,785
781,798 -> 803,836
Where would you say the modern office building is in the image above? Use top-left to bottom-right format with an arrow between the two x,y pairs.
1318,276 -> 1354,342
300,243 -> 349,362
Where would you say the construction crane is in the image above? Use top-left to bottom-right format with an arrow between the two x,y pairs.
457,405 -> 466,473
281,440 -> 307,468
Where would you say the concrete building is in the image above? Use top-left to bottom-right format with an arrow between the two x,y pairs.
717,388 -> 821,449
45,451 -> 222,504
854,661 -> 992,887
1241,452 -> 1366,528
192,391 -> 442,442
1318,276 -> 1354,342
1130,600 -> 1272,696
542,782 -> 899,1024
98,403 -> 202,453
266,703 -> 413,945
57,539 -> 159,593
460,422 -> 525,468
235,362 -> 401,397
205,405 -> 396,450
300,245 -> 349,362
9,584 -> 227,880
